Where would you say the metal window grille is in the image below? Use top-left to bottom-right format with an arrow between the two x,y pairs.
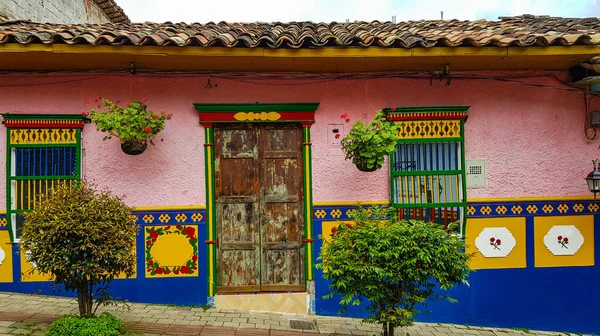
7,129 -> 81,240
387,108 -> 468,235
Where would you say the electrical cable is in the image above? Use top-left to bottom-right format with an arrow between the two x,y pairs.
0,69 -> 593,93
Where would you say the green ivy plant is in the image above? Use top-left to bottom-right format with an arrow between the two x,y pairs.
340,110 -> 402,172
84,98 -> 171,145
316,205 -> 472,336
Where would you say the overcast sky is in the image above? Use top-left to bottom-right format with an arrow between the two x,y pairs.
116,0 -> 600,24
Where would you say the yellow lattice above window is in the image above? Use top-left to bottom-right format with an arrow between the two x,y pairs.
395,120 -> 461,139
10,129 -> 78,145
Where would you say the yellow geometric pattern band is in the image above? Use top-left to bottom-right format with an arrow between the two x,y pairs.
10,129 -> 78,144
395,120 -> 461,139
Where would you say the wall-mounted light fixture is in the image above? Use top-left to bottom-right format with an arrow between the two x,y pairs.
586,159 -> 600,198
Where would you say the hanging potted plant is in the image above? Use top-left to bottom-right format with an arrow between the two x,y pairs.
84,98 -> 171,155
340,110 -> 402,172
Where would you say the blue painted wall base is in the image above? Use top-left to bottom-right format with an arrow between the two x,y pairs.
313,205 -> 600,335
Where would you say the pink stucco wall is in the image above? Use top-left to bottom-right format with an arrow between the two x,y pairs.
0,72 -> 597,207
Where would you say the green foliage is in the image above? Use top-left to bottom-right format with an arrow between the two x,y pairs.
46,312 -> 123,336
316,205 -> 472,336
85,98 -> 171,145
21,180 -> 138,317
340,111 -> 402,171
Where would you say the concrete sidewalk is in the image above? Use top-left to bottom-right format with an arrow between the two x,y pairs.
0,292 -> 587,336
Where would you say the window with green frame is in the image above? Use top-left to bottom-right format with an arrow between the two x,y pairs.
3,115 -> 85,242
387,106 -> 469,235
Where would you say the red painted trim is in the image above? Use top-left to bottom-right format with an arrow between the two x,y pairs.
301,122 -> 314,127
198,112 -> 315,123
204,143 -> 214,147
4,121 -> 85,128
200,122 -> 214,128
205,240 -> 217,245
303,238 -> 315,243
302,142 -> 312,146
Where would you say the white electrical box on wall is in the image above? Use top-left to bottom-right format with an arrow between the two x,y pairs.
466,159 -> 487,189
327,124 -> 344,157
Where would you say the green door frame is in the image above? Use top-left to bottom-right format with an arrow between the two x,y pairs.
194,102 -> 320,297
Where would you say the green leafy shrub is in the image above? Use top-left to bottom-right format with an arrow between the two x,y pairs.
21,180 -> 137,317
316,205 -> 472,336
46,312 -> 123,336
340,110 -> 402,171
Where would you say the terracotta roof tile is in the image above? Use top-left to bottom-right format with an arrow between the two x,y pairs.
1,15 -> 600,49
93,0 -> 130,24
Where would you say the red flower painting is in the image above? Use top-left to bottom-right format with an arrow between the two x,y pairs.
489,237 -> 502,250
145,225 -> 199,277
558,235 -> 569,248
184,226 -> 195,239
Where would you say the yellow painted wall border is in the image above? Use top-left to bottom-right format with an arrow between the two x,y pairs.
2,44 -> 600,58
314,201 -> 389,206
133,205 -> 206,211
314,196 -> 597,206
469,196 -> 597,202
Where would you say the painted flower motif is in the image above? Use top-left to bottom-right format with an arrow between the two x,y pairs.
144,126 -> 152,134
345,118 -> 351,123
340,113 -> 348,119
558,235 -> 569,248
184,226 -> 195,239
391,105 -> 397,111
331,227 -> 338,234
81,111 -> 87,116
335,134 -> 340,139
489,237 -> 502,250
145,225 -> 199,277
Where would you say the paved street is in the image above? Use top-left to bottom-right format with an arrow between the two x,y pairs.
0,292 -> 588,335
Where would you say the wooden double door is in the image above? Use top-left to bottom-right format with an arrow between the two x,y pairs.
214,123 -> 305,293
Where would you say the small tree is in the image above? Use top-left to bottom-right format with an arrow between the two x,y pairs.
316,206 -> 472,336
21,180 -> 137,317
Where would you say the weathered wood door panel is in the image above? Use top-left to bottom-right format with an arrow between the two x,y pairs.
260,125 -> 304,291
217,203 -> 260,291
215,123 -> 304,293
215,125 -> 261,292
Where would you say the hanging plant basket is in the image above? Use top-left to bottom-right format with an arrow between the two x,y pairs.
355,158 -> 378,172
121,140 -> 148,155
86,98 -> 172,156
